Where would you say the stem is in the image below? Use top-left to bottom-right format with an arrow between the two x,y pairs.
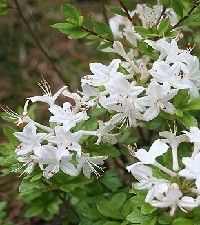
13,0 -> 63,79
102,0 -> 109,25
171,2 -> 200,30
156,7 -> 166,26
154,161 -> 177,177
117,0 -> 132,22
33,121 -> 53,133
172,147 -> 179,171
79,130 -> 97,136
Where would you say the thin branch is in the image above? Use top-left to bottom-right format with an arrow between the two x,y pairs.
13,0 -> 64,79
172,2 -> 200,30
102,0 -> 109,25
155,7 -> 166,26
117,0 -> 132,22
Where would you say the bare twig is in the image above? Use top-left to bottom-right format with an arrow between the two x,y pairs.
117,0 -> 132,22
13,0 -> 64,79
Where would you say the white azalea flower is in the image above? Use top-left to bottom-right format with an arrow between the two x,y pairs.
99,76 -> 145,127
77,154 -> 107,178
81,59 -> 123,87
178,196 -> 199,213
49,102 -> 89,131
136,4 -> 163,28
183,127 -> 200,157
159,130 -> 188,171
135,139 -> 168,165
95,120 -> 118,145
48,126 -> 83,156
140,81 -> 177,121
145,38 -> 185,62
14,123 -> 46,155
149,60 -> 200,97
150,184 -> 181,216
28,79 -> 67,106
127,164 -> 170,203
179,153 -> 200,191
34,145 -> 78,179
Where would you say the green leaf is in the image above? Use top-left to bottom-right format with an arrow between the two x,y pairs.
159,0 -> 171,6
104,222 -> 121,225
97,200 -> 123,220
30,173 -> 42,182
171,0 -> 183,17
172,89 -> 190,108
110,193 -> 127,209
25,205 -> 43,218
141,204 -> 156,215
178,112 -> 198,128
172,218 -> 194,225
52,23 -> 87,39
92,20 -> 113,38
134,26 -> 150,38
158,18 -> 171,35
141,215 -> 157,225
126,208 -> 146,223
158,214 -> 173,224
185,97 -> 200,110
101,171 -> 122,192
61,3 -> 82,25
106,6 -> 126,16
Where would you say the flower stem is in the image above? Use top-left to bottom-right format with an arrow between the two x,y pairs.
154,161 -> 177,177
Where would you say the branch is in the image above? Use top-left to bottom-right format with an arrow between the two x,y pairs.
117,0 -> 132,22
13,0 -> 64,79
102,0 -> 109,25
172,2 -> 200,30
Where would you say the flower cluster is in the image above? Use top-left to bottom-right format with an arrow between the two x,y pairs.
6,1 -> 200,217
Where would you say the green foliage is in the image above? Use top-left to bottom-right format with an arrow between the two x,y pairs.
171,0 -> 184,17
0,201 -> 14,225
0,0 -> 10,15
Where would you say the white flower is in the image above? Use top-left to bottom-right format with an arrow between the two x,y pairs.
81,59 -> 123,87
145,39 -> 185,62
28,80 -> 67,106
48,126 -> 83,156
127,164 -> 170,203
140,81 -> 177,121
183,127 -> 200,157
136,4 -> 163,28
95,120 -> 118,145
77,154 -> 107,178
135,139 -> 169,164
16,155 -> 35,174
49,102 -> 89,131
109,14 -> 138,42
34,145 -> 78,179
150,184 -> 180,216
179,153 -> 200,191
159,130 -> 188,171
149,60 -> 200,97
99,77 -> 145,127
14,123 -> 45,155
178,196 -> 199,213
